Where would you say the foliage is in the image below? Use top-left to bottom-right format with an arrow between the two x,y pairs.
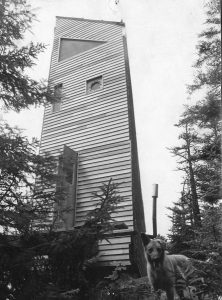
0,0 -> 61,232
0,179 -> 125,300
167,183 -> 194,254
0,122 -> 57,234
94,270 -> 154,300
169,121 -> 202,228
168,0 -> 221,298
86,178 -> 127,232
0,0 -> 55,111
92,263 -> 207,300
188,0 -> 221,94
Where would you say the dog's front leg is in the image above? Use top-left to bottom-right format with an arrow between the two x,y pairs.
148,276 -> 155,294
147,267 -> 155,294
166,287 -> 174,300
173,287 -> 180,300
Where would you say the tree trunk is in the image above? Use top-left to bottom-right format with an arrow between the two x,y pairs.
185,124 -> 201,227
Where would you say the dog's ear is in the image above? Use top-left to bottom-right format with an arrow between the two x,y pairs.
141,233 -> 150,246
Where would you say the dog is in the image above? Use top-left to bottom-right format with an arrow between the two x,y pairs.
141,233 -> 192,300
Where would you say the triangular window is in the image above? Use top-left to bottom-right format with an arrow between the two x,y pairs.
59,38 -> 106,61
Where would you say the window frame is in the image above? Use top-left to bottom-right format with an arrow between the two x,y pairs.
86,75 -> 103,94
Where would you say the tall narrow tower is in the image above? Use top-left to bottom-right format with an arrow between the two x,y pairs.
40,17 -> 146,275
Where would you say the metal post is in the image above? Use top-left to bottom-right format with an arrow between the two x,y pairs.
152,184 -> 158,238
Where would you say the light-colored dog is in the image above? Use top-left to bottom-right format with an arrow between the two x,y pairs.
141,233 -> 191,300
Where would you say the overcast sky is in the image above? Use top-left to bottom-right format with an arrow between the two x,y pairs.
4,0 -> 206,236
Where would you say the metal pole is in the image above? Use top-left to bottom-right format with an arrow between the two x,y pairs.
152,184 -> 158,238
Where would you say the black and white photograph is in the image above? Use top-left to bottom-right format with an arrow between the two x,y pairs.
0,0 -> 221,299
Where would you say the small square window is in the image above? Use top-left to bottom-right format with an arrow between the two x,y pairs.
86,76 -> 103,93
52,83 -> 63,112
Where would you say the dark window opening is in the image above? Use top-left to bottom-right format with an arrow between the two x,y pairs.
52,83 -> 63,112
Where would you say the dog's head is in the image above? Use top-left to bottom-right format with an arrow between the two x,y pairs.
141,233 -> 165,263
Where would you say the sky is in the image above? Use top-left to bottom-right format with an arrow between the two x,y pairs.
4,0 -> 206,236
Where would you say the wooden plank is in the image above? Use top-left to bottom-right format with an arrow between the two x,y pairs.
75,200 -> 132,211
40,128 -> 130,148
99,244 -> 129,251
57,76 -> 127,99
77,185 -> 132,196
50,52 -> 124,79
42,102 -> 128,127
99,236 -> 131,245
76,203 -> 133,214
79,140 -> 130,155
41,106 -> 128,131
79,149 -> 130,162
56,22 -> 122,41
40,132 -> 130,151
77,168 -> 132,180
76,197 -> 132,207
96,254 -> 129,261
41,122 -> 129,144
74,219 -> 134,227
44,96 -> 128,126
76,199 -> 133,210
42,121 -> 129,141
76,197 -> 132,208
76,195 -> 132,207
40,137 -> 130,153
50,56 -> 125,82
40,133 -> 130,152
41,122 -> 129,141
75,177 -> 132,189
79,161 -> 132,174
100,249 -> 129,256
43,90 -> 128,115
96,260 -> 131,266
49,62 -> 125,86
76,192 -> 132,202
77,184 -> 131,196
79,157 -> 132,169
46,96 -> 128,122
43,108 -> 128,132
77,181 -> 131,192
79,153 -> 131,165
54,25 -> 122,42
77,176 -> 132,189
48,77 -> 127,104
43,109 -> 128,133
45,94 -> 128,117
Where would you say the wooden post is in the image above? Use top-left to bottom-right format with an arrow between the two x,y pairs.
152,184 -> 158,238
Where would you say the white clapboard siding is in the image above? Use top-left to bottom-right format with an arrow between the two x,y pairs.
39,17 -> 146,267
96,234 -> 132,266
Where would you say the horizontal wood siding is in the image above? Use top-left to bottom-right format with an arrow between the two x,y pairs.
39,18 -> 140,266
97,235 -> 131,266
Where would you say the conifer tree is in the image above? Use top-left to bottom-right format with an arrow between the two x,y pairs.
168,0 -> 221,296
169,0 -> 221,229
0,0 -> 58,234
0,0 -> 55,111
